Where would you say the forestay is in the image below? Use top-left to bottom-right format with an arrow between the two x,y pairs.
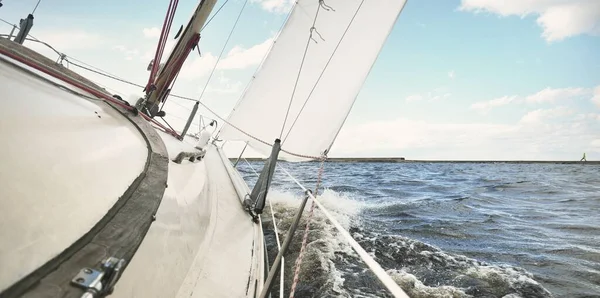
218,0 -> 407,160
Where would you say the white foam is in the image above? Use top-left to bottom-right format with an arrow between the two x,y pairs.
388,269 -> 470,298
265,188 -> 362,295
263,187 -> 551,297
267,188 -> 364,227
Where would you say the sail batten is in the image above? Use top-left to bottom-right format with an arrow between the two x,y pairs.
219,0 -> 407,160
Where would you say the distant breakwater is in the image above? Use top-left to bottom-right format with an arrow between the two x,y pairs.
232,157 -> 599,164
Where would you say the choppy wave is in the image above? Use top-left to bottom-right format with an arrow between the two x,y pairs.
263,189 -> 552,298
240,162 -> 600,298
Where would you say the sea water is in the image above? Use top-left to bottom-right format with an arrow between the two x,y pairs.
237,161 -> 600,298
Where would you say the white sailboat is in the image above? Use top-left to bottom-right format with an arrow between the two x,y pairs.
0,0 -> 408,297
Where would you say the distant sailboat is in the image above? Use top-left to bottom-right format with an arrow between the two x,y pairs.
0,0 -> 409,297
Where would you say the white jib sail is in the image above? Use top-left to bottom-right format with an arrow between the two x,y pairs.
219,0 -> 407,160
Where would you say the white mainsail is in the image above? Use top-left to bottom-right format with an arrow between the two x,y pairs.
218,0 -> 407,160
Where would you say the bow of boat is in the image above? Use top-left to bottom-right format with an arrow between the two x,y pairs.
0,39 -> 264,298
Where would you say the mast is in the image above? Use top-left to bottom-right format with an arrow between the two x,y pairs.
141,0 -> 218,117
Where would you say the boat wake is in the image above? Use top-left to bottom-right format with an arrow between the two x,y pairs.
263,189 -> 553,298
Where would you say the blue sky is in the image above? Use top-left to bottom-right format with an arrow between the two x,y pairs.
1,0 -> 599,160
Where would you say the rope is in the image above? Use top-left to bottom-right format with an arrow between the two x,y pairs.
61,60 -> 200,106
197,0 -> 249,102
170,93 -> 200,102
153,32 -> 200,105
159,116 -> 179,134
282,0 -> 365,143
1,16 -> 318,159
288,156 -> 325,298
0,36 -> 149,92
3,34 -> 285,154
278,3 -> 323,139
190,98 -> 321,160
275,164 -> 410,298
0,35 -> 64,59
1,32 -> 151,93
0,46 -> 180,138
147,0 -> 180,89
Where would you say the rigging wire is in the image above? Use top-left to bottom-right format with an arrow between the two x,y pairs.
0,45 -> 180,137
196,0 -> 249,102
0,11 -> 317,159
276,164 -> 410,298
31,0 -> 42,14
0,35 -> 61,58
65,60 -> 200,105
282,0 -> 365,144
200,0 -> 230,32
244,158 -> 285,298
288,157 -> 325,298
0,18 -> 15,27
221,0 -> 297,120
11,35 -> 195,106
193,96 -> 321,159
68,55 -> 141,85
278,3 -> 323,139
159,116 -> 179,134
68,59 -> 146,89
0,17 -> 45,44
0,31 -> 146,93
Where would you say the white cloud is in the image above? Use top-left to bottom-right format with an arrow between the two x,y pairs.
459,0 -> 600,41
519,106 -> 573,124
592,85 -> 600,107
251,0 -> 294,14
574,113 -> 600,121
177,37 -> 273,79
431,93 -> 452,101
179,53 -> 218,79
470,95 -> 518,113
470,85 -> 599,113
405,89 -> 451,102
206,72 -> 244,94
143,27 -> 161,39
525,87 -> 589,103
142,39 -> 176,62
448,70 -> 455,79
405,95 -> 423,102
112,45 -> 140,60
217,38 -> 273,70
332,110 -> 599,160
32,30 -> 104,51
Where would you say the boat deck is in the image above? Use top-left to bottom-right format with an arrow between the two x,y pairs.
0,52 -> 148,293
113,134 -> 263,298
0,40 -> 169,297
0,37 -> 263,298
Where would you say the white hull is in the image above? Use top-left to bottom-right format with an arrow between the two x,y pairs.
114,134 -> 265,298
0,45 -> 264,297
0,55 -> 147,292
